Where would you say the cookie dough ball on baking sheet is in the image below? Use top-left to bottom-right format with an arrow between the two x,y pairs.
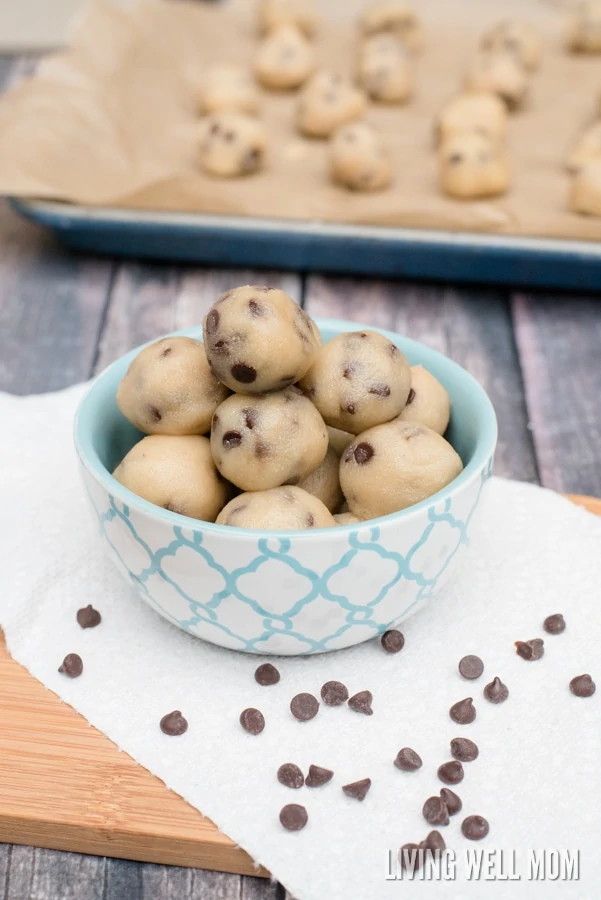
297,71 -> 367,138
203,285 -> 320,393
296,446 -> 343,512
217,486 -> 335,530
481,20 -> 541,71
357,34 -> 413,104
439,132 -> 510,200
464,52 -> 528,111
567,1 -> 601,53
329,122 -> 393,192
199,64 -> 259,115
435,92 -> 508,147
359,1 -> 422,52
254,24 -> 314,90
397,365 -> 451,435
566,121 -> 601,173
198,112 -> 267,178
570,159 -> 601,215
340,421 -> 463,519
257,0 -> 318,38
117,336 -> 229,436
113,435 -> 227,521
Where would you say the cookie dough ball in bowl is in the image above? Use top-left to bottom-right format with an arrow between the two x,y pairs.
117,336 -> 229,436
439,132 -> 510,200
329,122 -> 393,192
357,34 -> 413,103
566,122 -> 601,173
113,435 -> 227,521
334,510 -> 363,525
297,71 -> 367,138
397,365 -> 450,435
254,24 -> 314,90
359,1 -> 422,52
296,446 -> 343,512
481,20 -> 541,71
199,64 -> 259,115
211,387 -> 328,491
300,329 -> 411,433
198,112 -> 266,177
464,52 -> 528,111
567,1 -> 601,52
217,485 -> 335,530
258,0 -> 318,38
203,286 -> 320,392
327,425 -> 353,456
340,421 -> 463,519
570,159 -> 601,215
435,92 -> 508,147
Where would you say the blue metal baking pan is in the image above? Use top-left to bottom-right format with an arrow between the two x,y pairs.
11,197 -> 601,290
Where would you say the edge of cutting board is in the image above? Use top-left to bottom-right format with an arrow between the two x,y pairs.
0,493 -> 599,874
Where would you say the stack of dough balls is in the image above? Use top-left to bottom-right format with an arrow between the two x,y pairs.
113,285 -> 462,532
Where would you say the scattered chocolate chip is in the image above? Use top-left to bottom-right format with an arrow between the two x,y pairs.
544,614 -> 566,635
342,778 -> 371,801
279,803 -> 308,831
458,655 -> 484,680
255,663 -> 280,686
368,383 -> 391,397
58,653 -> 83,678
354,442 -> 374,465
449,697 -> 476,725
406,388 -> 416,404
290,693 -> 319,721
515,639 -> 545,660
148,405 -> 162,422
231,363 -> 257,384
76,605 -> 101,629
343,363 -> 357,379
450,737 -> 479,762
422,796 -> 450,826
394,747 -> 422,771
277,763 -> 304,789
243,408 -> 257,430
484,676 -> 509,704
160,710 -> 188,736
320,681 -> 348,706
570,674 -> 596,697
440,788 -> 462,816
305,765 -> 334,787
398,843 -> 421,871
205,309 -> 219,333
438,761 -> 464,785
381,630 -> 405,653
422,830 -> 446,854
348,690 -> 373,715
346,403 -> 357,415
255,441 -> 269,459
306,513 -> 315,527
449,153 -> 463,164
222,430 -> 242,449
248,299 -> 264,316
240,708 -> 265,735
160,345 -> 172,357
462,815 -> 489,840
213,339 -> 229,353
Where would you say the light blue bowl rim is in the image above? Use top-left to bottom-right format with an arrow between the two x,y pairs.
74,317 -> 498,539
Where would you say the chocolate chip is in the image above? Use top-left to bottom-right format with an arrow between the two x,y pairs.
354,442 -> 374,465
320,680 -> 348,706
449,153 -> 463,164
290,693 -> 319,721
279,804 -> 308,831
346,403 -> 357,414
449,697 -> 476,724
58,653 -> 83,678
306,513 -> 315,527
368,383 -> 391,397
450,737 -> 479,762
213,339 -> 229,353
248,298 -> 264,316
422,796 -> 449,826
76,605 -> 101,629
231,363 -> 257,384
422,830 -> 446,854
148,405 -> 162,422
343,362 -> 357,378
438,761 -> 464,785
240,707 -> 265,734
544,614 -> 566,634
222,430 -> 242,449
160,710 -> 188,736
348,690 -> 373,715
462,815 -> 489,840
255,441 -> 269,459
305,764 -> 334,787
277,763 -> 304,789
394,747 -> 422,771
570,674 -> 596,697
398,843 -> 422,871
243,409 -> 257,429
205,309 -> 219,334
515,639 -> 544,660
342,778 -> 371,801
160,346 -> 172,357
406,388 -> 416,404
381,630 -> 405,653
458,655 -> 484,680
484,676 -> 509,704
440,788 -> 462,816
255,663 -> 280,686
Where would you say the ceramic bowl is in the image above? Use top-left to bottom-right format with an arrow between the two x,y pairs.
74,318 -> 497,655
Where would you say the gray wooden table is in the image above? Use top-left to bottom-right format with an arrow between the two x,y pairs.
2,53 -> 601,900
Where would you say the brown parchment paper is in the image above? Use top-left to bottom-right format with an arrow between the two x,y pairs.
1,0 -> 601,241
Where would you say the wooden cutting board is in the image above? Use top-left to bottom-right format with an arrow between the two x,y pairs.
1,493 -> 599,875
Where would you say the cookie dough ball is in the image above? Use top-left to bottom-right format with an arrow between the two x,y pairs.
329,122 -> 394,192
113,435 -> 226,521
258,0 -> 318,38
117,336 -> 229,436
481,20 -> 541,71
570,159 -> 601,216
199,64 -> 259,115
254,24 -> 314,90
299,330 -> 411,433
435,92 -> 508,147
357,34 -> 413,103
340,421 -> 463,519
203,286 -> 320,392
210,387 -> 328,491
296,446 -> 343,512
464,52 -> 528,111
439,132 -> 510,200
327,425 -> 353,456
298,71 -> 367,138
334,511 -> 363,525
567,1 -> 601,53
397,365 -> 450,435
359,1 -> 422,52
566,121 -> 601,173
198,112 -> 266,178
217,485 -> 335,530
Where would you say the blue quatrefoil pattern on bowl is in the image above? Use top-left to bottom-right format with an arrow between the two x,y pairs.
82,460 -> 492,655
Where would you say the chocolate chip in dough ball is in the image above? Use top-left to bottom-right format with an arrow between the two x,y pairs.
300,330 -> 411,434
258,0 -> 318,38
327,426 -> 353,457
567,1 -> 601,53
211,387 -> 328,491
359,1 -> 422,52
435,92 -> 508,147
397,365 -> 450,435
113,435 -> 227,521
570,159 -> 601,216
254,24 -> 314,90
439,132 -> 510,200
340,421 -> 463,519
566,122 -> 601,173
464,51 -> 528,111
199,64 -> 260,115
203,286 -> 320,393
296,446 -> 343,512
297,71 -> 367,138
481,20 -> 542,71
198,112 -> 266,178
117,337 -> 229,436
357,34 -> 413,104
217,486 -> 336,530
329,122 -> 394,192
